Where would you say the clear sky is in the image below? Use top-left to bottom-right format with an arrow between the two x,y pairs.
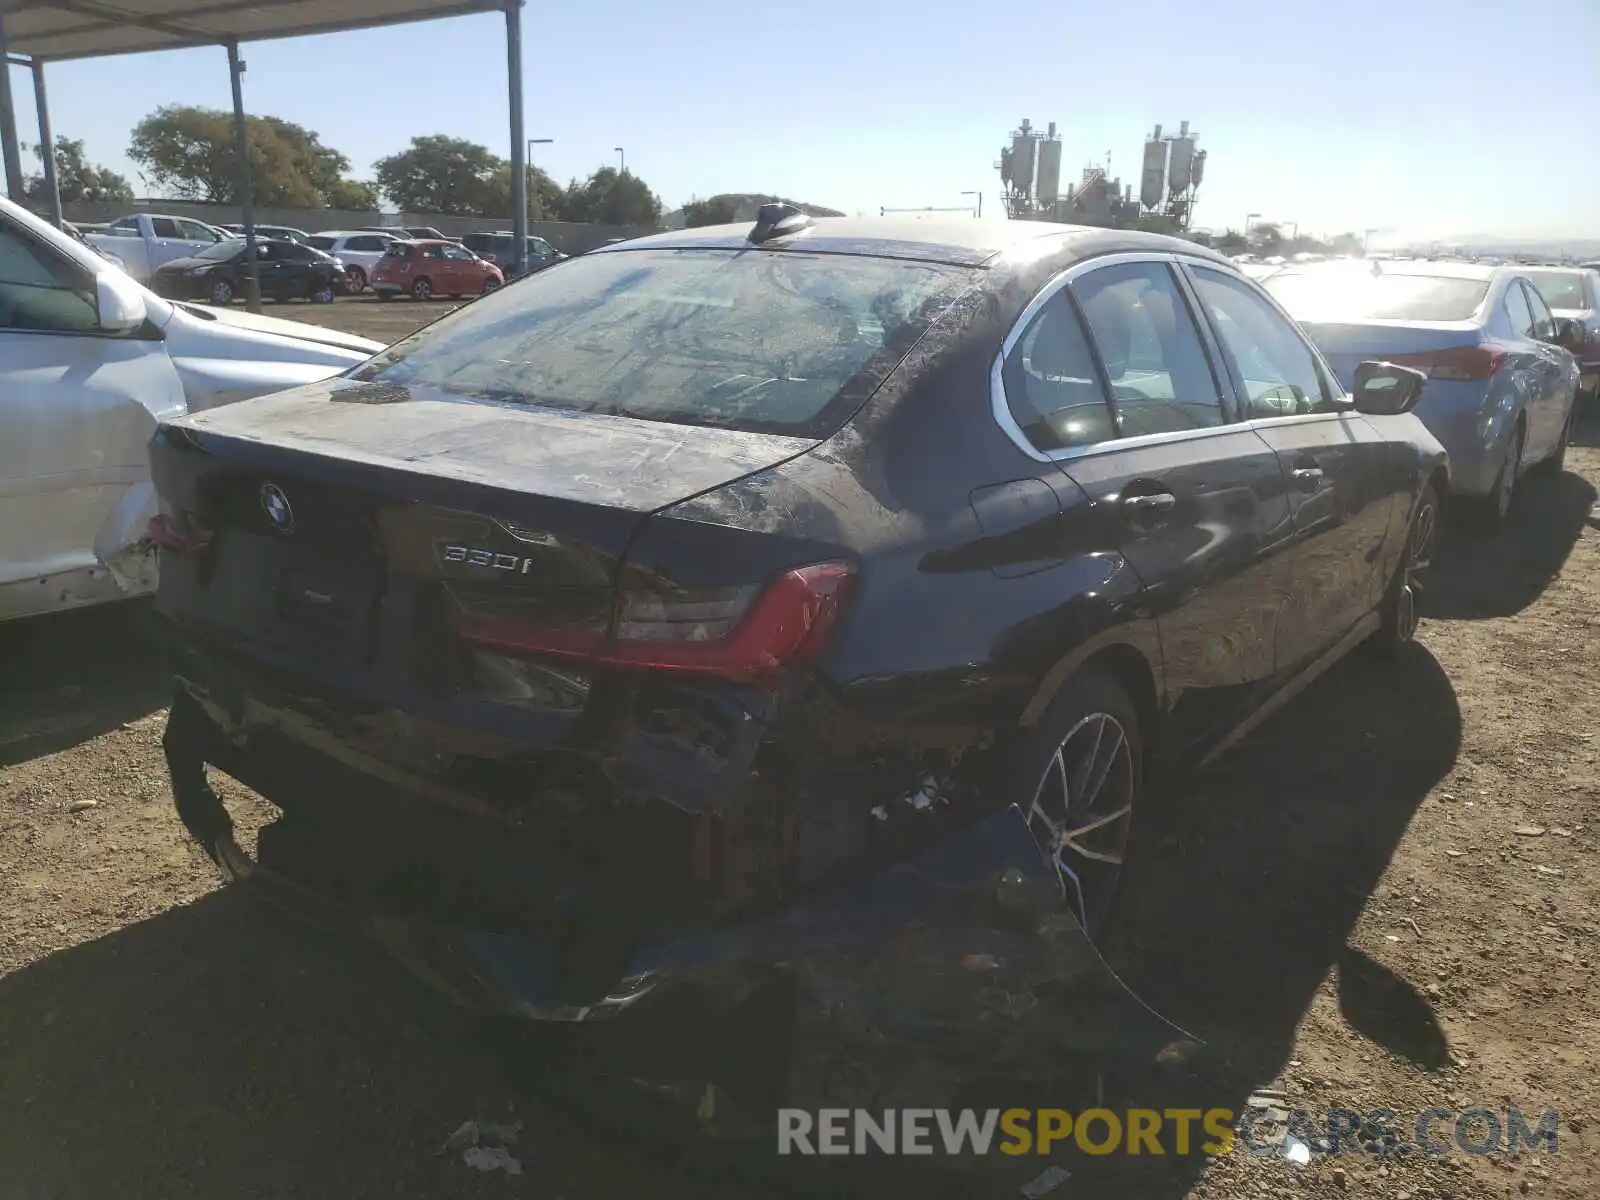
15,0 -> 1598,243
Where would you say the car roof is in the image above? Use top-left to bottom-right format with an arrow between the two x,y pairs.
1519,264 -> 1593,276
316,229 -> 403,239
599,215 -> 1231,269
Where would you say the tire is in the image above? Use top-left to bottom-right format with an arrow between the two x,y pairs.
208,279 -> 234,305
344,267 -> 366,295
412,277 -> 433,301
311,282 -> 335,304
1469,423 -> 1523,532
481,277 -> 502,296
1533,404 -> 1575,476
1006,668 -> 1144,942
1371,482 -> 1439,656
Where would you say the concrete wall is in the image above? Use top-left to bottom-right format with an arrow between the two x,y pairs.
58,199 -> 656,255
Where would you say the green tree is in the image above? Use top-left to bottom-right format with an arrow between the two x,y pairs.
324,178 -> 379,211
560,167 -> 662,227
483,163 -> 567,220
680,195 -> 740,227
25,137 -> 133,204
127,105 -> 366,207
1214,228 -> 1248,253
374,135 -> 508,215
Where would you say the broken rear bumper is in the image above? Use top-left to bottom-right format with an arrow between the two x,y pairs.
162,677 -> 1194,1114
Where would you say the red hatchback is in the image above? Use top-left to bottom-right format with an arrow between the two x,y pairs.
371,239 -> 504,301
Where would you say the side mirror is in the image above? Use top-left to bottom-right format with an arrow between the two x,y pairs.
1351,360 -> 1428,416
1555,317 -> 1583,350
95,270 -> 148,334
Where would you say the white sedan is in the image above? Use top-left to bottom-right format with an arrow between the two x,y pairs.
0,197 -> 384,622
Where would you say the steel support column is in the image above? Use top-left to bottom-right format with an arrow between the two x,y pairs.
225,41 -> 262,313
505,0 -> 528,279
31,61 -> 61,228
0,17 -> 26,201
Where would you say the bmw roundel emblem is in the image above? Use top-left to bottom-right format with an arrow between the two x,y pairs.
260,482 -> 295,533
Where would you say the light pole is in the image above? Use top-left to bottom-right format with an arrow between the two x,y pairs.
614,146 -> 625,174
526,137 -> 552,221
959,190 -> 982,218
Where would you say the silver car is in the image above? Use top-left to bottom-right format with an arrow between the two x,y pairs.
1522,265 -> 1600,399
1264,260 -> 1580,527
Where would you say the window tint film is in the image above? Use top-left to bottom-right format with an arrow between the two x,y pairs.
1002,292 -> 1114,452
1071,261 -> 1223,436
1189,265 -> 1332,418
353,247 -> 972,438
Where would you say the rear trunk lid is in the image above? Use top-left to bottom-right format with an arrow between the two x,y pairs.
151,376 -> 815,748
1297,320 -> 1485,389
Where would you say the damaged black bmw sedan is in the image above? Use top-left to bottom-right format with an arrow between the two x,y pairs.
147,207 -> 1446,1107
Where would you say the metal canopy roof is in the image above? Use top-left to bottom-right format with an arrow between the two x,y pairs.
0,0 -> 507,62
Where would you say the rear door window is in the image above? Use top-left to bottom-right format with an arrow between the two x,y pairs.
1070,261 -> 1225,436
1522,282 -> 1556,341
150,218 -> 181,238
1502,281 -> 1535,338
1001,290 -> 1114,452
1187,265 -> 1333,418
308,236 -> 335,251
352,246 -> 972,438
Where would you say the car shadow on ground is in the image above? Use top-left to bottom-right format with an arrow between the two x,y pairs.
0,642 -> 1460,1200
1423,467 -> 1597,621
0,602 -> 168,768
0,890 -> 688,1200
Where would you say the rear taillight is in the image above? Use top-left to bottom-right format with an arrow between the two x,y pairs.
457,561 -> 856,681
1389,345 -> 1507,382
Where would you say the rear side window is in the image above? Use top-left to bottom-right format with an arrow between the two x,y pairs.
1071,261 -> 1224,436
1502,282 -> 1535,338
353,247 -> 972,438
381,243 -> 413,259
1188,266 -> 1331,418
1002,292 -> 1115,452
308,236 -> 335,251
350,236 -> 388,252
150,218 -> 181,238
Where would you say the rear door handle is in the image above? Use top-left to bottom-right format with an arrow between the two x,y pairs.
1291,467 -> 1324,492
1122,492 -> 1177,524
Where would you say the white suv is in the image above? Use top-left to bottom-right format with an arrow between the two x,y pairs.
306,230 -> 409,294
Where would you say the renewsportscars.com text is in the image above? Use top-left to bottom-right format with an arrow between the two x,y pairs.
777,1107 -> 1560,1158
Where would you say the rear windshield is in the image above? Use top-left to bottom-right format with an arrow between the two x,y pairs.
350,247 -> 973,438
308,236 -> 334,251
1265,271 -> 1490,322
1528,272 -> 1587,310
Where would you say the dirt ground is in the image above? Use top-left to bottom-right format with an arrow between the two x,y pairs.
1,298 -> 1596,1199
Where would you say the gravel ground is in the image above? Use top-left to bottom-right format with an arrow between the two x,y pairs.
1,299 -> 1596,1199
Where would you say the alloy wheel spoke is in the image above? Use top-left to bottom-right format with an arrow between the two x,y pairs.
1076,717 -> 1125,813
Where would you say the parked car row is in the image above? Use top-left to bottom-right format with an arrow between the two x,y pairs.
1261,258 -> 1584,526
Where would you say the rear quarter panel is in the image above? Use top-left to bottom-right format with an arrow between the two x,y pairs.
637,268 -> 1162,744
